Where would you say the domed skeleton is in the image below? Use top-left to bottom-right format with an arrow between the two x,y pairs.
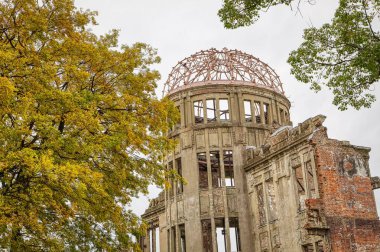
163,48 -> 284,95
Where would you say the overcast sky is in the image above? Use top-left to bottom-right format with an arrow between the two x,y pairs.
75,0 -> 380,215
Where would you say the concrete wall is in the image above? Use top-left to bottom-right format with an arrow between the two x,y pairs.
142,82 -> 291,252
245,115 -> 380,252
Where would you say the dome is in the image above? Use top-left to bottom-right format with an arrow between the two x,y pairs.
163,48 -> 284,95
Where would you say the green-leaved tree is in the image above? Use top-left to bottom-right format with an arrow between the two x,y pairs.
0,0 -> 177,250
218,0 -> 380,110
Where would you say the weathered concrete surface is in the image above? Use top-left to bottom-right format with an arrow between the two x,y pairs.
245,115 -> 380,252
141,49 -> 380,252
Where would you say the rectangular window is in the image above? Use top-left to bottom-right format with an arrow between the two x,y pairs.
302,244 -> 314,252
219,99 -> 229,121
244,100 -> 252,122
224,150 -> 234,187
210,151 -> 222,188
198,153 -> 208,189
215,218 -> 226,252
295,165 -> 306,211
257,184 -> 266,226
280,108 -> 285,124
229,218 -> 241,252
254,101 -> 261,123
206,99 -> 217,122
201,219 -> 212,252
179,224 -> 186,252
263,103 -> 269,124
171,227 -> 176,252
285,111 -> 288,123
149,228 -> 153,252
155,227 -> 160,252
176,158 -> 183,194
266,180 -> 277,222
316,241 -> 324,252
295,166 -> 305,196
194,100 -> 204,124
305,161 -> 316,198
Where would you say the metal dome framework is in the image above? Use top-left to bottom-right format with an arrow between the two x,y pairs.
163,48 -> 284,95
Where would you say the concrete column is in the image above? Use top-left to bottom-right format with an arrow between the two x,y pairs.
237,91 -> 243,125
230,91 -> 238,124
180,96 -> 185,128
260,101 -> 265,125
216,97 -> 220,123
185,93 -> 191,127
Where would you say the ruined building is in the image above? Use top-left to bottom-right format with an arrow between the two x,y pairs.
140,49 -> 380,252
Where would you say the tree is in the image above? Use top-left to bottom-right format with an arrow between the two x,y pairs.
0,0 -> 177,250
218,0 -> 380,110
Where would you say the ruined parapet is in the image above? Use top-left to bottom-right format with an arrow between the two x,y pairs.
245,114 -> 326,163
245,115 -> 380,252
142,191 -> 165,220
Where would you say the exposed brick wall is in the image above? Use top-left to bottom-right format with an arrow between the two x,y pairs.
312,129 -> 380,252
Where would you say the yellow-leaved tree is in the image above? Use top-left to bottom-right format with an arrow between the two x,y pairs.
0,0 -> 177,250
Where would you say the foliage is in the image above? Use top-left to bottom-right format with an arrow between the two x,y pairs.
218,0 -> 380,110
0,0 -> 177,250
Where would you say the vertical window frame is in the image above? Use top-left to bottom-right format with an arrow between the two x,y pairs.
244,100 -> 252,122
206,99 -> 217,123
223,150 -> 234,187
219,98 -> 230,121
194,100 -> 204,124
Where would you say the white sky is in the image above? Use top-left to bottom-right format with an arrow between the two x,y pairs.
75,0 -> 380,215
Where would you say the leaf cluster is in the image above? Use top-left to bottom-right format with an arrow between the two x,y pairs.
288,0 -> 380,110
218,0 -> 380,110
0,0 -> 177,250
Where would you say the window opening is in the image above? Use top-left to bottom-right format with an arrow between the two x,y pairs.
295,166 -> 305,195
266,180 -> 277,222
171,227 -> 176,252
206,99 -> 217,122
194,100 -> 204,124
176,158 -> 183,194
244,100 -> 252,122
215,218 -> 226,252
279,108 -> 285,124
305,161 -> 316,198
210,151 -> 222,188
198,153 -> 208,189
285,111 -> 288,123
229,218 -> 241,252
223,150 -> 234,187
302,244 -> 314,252
316,241 -> 324,252
155,227 -> 160,252
219,99 -> 229,121
263,103 -> 269,124
201,219 -> 213,252
179,224 -> 186,252
257,184 -> 266,225
149,228 -> 153,252
295,165 -> 306,210
254,102 -> 261,123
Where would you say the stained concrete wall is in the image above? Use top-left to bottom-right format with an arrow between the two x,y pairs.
245,115 -> 380,252
141,75 -> 380,252
142,82 -> 291,252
